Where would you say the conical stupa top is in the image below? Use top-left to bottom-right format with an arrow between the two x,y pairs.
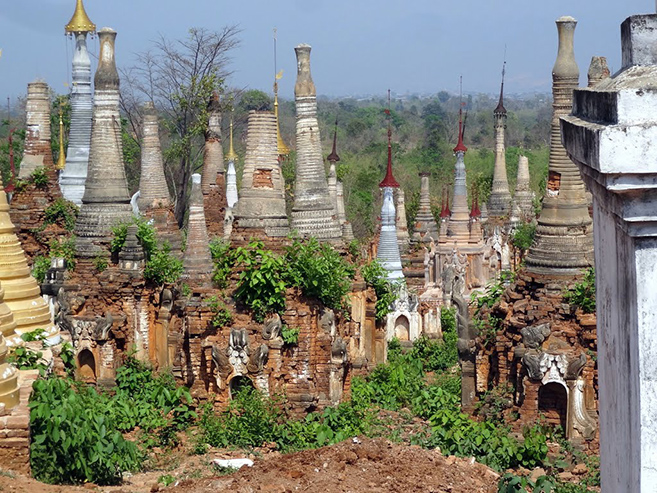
0,178 -> 57,343
439,192 -> 451,218
56,109 -> 66,170
65,0 -> 95,34
225,116 -> 238,162
494,62 -> 507,115
138,101 -> 171,210
327,119 -> 340,163
379,127 -> 399,188
453,108 -> 468,154
182,174 -> 213,286
470,193 -> 481,218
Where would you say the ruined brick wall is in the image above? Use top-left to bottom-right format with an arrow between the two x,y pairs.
0,370 -> 39,474
478,270 -> 598,449
9,172 -> 66,262
204,174 -> 227,238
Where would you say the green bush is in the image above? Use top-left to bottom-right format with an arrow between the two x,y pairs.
511,222 -> 536,253
143,243 -> 183,285
29,378 -> 140,485
208,295 -> 233,328
93,254 -> 108,273
233,241 -> 287,322
285,238 -> 354,312
563,268 -> 595,314
30,167 -> 49,188
31,255 -> 51,283
362,260 -> 397,320
8,346 -> 47,374
281,326 -> 300,346
111,218 -> 158,259
44,198 -> 79,232
209,239 -> 236,289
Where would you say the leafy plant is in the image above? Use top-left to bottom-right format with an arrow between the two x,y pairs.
8,346 -> 47,374
43,198 -> 79,232
511,222 -> 536,253
29,377 -> 140,485
143,243 -> 183,285
208,295 -> 233,328
30,167 -> 48,188
111,218 -> 158,260
284,238 -> 354,313
59,342 -> 76,376
20,328 -> 47,343
31,255 -> 51,283
93,254 -> 108,273
233,240 -> 287,322
563,268 -> 595,314
281,326 -> 300,346
362,260 -> 397,320
49,237 -> 76,270
209,239 -> 236,289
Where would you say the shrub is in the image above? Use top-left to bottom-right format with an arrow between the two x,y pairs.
111,218 -> 157,259
8,346 -> 47,374
281,326 -> 300,346
362,260 -> 397,320
563,268 -> 595,314
143,243 -> 183,285
209,239 -> 236,289
44,198 -> 79,232
511,222 -> 536,253
208,295 -> 232,328
234,240 -> 287,322
93,254 -> 108,273
29,378 -> 140,485
30,167 -> 48,188
285,238 -> 354,312
49,237 -> 76,270
31,255 -> 51,283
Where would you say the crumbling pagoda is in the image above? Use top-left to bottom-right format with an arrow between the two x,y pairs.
487,67 -> 513,218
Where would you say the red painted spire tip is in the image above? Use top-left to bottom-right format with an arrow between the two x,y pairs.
453,109 -> 468,153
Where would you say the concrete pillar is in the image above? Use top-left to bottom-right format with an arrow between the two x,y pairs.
525,16 -> 593,275
561,14 -> 657,491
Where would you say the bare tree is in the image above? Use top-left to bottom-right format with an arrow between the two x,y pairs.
120,26 -> 241,224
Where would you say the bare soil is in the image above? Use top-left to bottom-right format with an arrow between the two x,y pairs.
0,438 -> 500,493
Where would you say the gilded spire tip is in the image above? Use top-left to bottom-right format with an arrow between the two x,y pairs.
65,0 -> 96,34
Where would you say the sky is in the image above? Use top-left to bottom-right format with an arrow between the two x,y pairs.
0,0 -> 654,104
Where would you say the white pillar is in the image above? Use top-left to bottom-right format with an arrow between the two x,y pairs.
561,14 -> 657,492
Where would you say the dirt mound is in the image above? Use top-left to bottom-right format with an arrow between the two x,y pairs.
169,437 -> 500,493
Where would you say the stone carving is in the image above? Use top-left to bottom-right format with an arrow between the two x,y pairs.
571,378 -> 596,438
319,308 -> 336,336
212,328 -> 270,388
331,337 -> 348,365
223,208 -> 234,240
452,279 -> 476,407
522,350 -> 543,380
521,323 -> 551,349
262,313 -> 282,340
247,344 -> 269,373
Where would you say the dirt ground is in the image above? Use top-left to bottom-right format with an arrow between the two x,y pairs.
0,438 -> 500,493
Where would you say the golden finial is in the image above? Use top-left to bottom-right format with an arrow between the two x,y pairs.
56,109 -> 66,170
225,116 -> 238,162
65,0 -> 96,34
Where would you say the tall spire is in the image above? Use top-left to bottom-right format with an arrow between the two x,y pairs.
201,92 -> 224,194
65,0 -> 96,34
182,174 -> 213,287
453,86 -> 468,154
327,118 -> 340,164
377,97 -> 404,280
380,92 -> 400,189
273,28 -> 290,157
445,98 -> 471,242
74,28 -> 133,257
56,109 -> 66,170
61,3 -> 94,204
138,102 -> 171,211
525,16 -> 593,275
488,58 -> 512,217
290,44 -> 341,241
225,115 -> 239,209
233,111 -> 289,236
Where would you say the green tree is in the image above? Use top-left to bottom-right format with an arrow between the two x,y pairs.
238,90 -> 273,112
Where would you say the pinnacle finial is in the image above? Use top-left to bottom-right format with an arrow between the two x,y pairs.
226,115 -> 238,162
56,108 -> 66,170
495,56 -> 507,115
327,118 -> 340,163
65,0 -> 96,34
379,90 -> 399,189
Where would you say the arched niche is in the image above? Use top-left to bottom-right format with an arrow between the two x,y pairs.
228,375 -> 255,399
538,381 -> 568,431
77,349 -> 97,383
394,315 -> 410,341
